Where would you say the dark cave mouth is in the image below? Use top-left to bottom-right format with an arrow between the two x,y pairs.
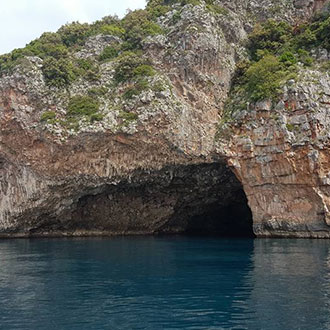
68,163 -> 255,238
182,191 -> 255,238
166,187 -> 255,238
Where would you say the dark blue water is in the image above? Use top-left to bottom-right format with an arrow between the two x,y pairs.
0,237 -> 329,330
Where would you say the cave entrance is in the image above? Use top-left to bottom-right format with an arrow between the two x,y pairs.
183,189 -> 254,238
68,163 -> 254,238
153,163 -> 255,238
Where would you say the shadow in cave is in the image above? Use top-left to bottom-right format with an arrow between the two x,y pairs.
183,189 -> 255,238
35,163 -> 255,239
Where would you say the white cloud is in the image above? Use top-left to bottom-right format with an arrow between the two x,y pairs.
0,0 -> 146,54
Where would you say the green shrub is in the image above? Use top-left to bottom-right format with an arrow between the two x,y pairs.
172,11 -> 182,24
294,25 -> 318,49
315,16 -> 330,50
296,49 -> 313,66
122,9 -> 164,50
122,87 -> 140,99
279,51 -> 297,66
0,3 -> 167,76
99,45 -> 121,61
114,51 -> 146,83
85,70 -> 100,81
67,95 -> 100,117
0,32 -> 69,75
249,20 -> 293,60
23,33 -> 68,59
58,22 -> 90,47
133,64 -> 155,77
181,0 -> 201,5
0,54 -> 17,74
75,58 -> 100,81
92,15 -> 121,28
122,79 -> 150,99
40,111 -> 56,122
42,57 -> 77,87
97,25 -> 125,37
147,0 -> 200,6
119,111 -> 138,121
320,61 -> 330,71
3,32 -> 68,62
152,80 -> 167,92
87,87 -> 108,97
149,5 -> 171,19
90,113 -> 104,122
286,123 -> 294,132
244,55 -> 290,101
234,15 -> 330,104
75,58 -> 95,71
205,0 -> 229,15
248,12 -> 330,59
114,52 -> 156,86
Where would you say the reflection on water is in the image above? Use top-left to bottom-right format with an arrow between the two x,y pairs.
243,239 -> 330,330
0,237 -> 329,329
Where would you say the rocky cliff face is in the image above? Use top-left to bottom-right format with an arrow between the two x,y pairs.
226,67 -> 330,237
0,0 -> 330,237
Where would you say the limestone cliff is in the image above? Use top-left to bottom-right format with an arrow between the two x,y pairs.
0,0 -> 330,237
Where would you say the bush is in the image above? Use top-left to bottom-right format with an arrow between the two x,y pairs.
244,55 -> 289,101
181,0 -> 201,5
133,64 -> 155,77
90,113 -> 104,122
75,58 -> 100,81
279,51 -> 297,66
147,0 -> 200,5
236,15 -> 330,104
315,16 -> 330,50
113,51 -> 146,83
24,32 -> 68,59
87,87 -> 108,97
0,53 -> 16,74
249,20 -> 293,60
294,25 -> 317,49
297,49 -> 313,66
42,57 -> 77,87
99,45 -> 121,61
97,24 -> 125,37
40,111 -> 56,122
0,3 -> 168,76
147,4 -> 171,19
0,32 -> 69,75
122,79 -> 150,99
89,15 -> 122,34
248,13 -> 330,59
122,87 -> 140,99
67,95 -> 100,117
114,52 -> 156,86
119,111 -> 138,121
58,22 -> 90,47
171,11 -> 182,24
205,0 -> 229,15
152,80 -> 167,92
122,9 -> 164,49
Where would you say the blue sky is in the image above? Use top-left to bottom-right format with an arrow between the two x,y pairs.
0,0 -> 146,55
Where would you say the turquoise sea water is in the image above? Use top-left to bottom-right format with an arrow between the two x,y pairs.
0,237 -> 329,329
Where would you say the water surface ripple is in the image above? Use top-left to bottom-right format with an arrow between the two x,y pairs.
0,237 -> 329,329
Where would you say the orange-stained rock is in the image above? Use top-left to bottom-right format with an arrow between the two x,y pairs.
1,0 -> 330,237
225,68 -> 330,237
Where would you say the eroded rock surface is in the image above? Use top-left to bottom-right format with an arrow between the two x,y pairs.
1,0 -> 330,237
226,68 -> 330,237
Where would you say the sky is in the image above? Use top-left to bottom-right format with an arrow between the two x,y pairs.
0,0 -> 146,55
